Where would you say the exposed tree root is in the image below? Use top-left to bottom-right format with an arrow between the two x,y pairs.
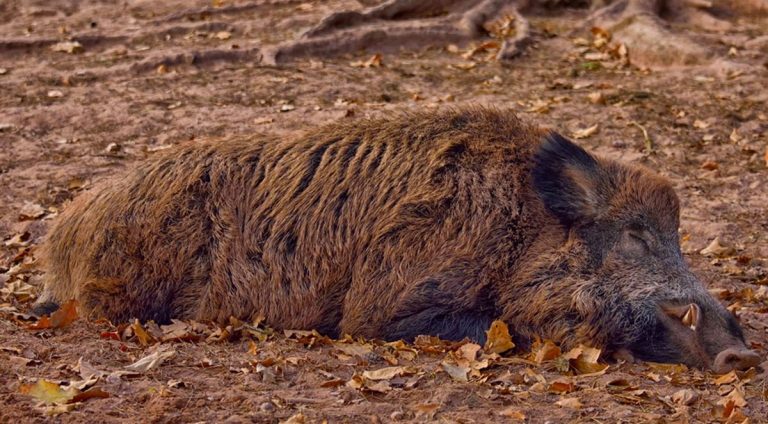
259,0 -> 764,68
585,0 -> 767,67
129,47 -> 262,74
0,22 -> 233,54
261,0 -> 532,65
150,0 -> 303,24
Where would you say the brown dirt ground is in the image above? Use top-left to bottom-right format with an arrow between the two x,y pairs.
1,1 -> 767,423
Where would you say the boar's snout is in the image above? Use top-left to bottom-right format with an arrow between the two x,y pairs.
712,347 -> 761,374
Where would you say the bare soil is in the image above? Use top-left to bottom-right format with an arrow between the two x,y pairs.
1,1 -> 767,423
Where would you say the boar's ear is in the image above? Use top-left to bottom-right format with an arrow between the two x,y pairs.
533,132 -> 605,226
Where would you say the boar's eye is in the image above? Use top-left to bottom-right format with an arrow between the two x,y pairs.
620,230 -> 650,256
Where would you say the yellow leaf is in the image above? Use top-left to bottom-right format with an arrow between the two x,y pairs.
484,320 -> 515,354
132,319 -> 155,346
20,380 -> 79,404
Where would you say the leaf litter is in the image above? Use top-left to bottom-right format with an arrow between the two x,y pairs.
2,4 -> 768,420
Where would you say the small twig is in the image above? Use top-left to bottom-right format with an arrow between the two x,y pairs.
629,121 -> 653,154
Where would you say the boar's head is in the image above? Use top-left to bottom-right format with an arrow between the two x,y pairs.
530,132 -> 761,373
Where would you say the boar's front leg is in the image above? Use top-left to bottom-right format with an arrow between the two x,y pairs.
341,267 -> 499,343
386,291 -> 496,344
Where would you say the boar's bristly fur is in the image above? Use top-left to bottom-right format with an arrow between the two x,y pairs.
36,107 -> 760,372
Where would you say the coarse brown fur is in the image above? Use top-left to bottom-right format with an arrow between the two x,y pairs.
36,107 -> 760,370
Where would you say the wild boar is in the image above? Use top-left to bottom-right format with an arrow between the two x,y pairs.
34,107 -> 760,373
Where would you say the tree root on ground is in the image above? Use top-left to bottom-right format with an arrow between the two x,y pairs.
7,0 -> 763,71
584,0 -> 728,67
261,0 -> 532,65
263,0 -> 767,68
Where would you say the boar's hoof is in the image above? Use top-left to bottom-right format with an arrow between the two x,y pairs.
713,348 -> 762,374
31,301 -> 60,317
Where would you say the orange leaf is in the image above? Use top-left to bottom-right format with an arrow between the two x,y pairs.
549,378 -> 576,394
28,299 -> 78,330
498,406 -> 526,420
484,320 -> 515,354
533,340 -> 561,363
71,387 -> 110,403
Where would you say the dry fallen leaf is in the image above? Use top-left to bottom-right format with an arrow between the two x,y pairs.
280,413 -> 306,424
451,61 -> 477,70
20,380 -> 79,405
160,320 -> 200,342
700,237 -> 736,258
350,53 -> 382,68
346,374 -> 391,393
692,119 -> 711,129
19,202 -> 46,220
555,397 -> 583,409
587,91 -> 604,104
71,387 -> 110,403
563,345 -> 608,375
124,348 -> 176,373
484,320 -> 515,354
549,378 -> 576,394
42,403 -> 77,416
51,41 -> 83,54
572,124 -> 599,139
71,358 -> 105,390
764,145 -> 768,167
28,299 -> 79,330
214,31 -> 232,40
334,341 -> 373,358
1,280 -> 36,302
715,370 -> 739,386
498,406 -> 526,420
456,343 -> 481,366
131,320 -> 156,346
441,361 -> 470,382
526,99 -> 551,114
718,387 -> 747,408
412,403 -> 440,419
532,340 -> 561,363
671,389 -> 699,406
362,366 -> 415,381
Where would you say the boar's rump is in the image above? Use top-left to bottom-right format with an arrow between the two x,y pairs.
34,107 -> 760,373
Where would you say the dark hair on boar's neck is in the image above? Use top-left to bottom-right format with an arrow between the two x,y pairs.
35,107 -> 760,373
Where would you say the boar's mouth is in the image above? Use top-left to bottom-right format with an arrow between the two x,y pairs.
624,302 -> 761,373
